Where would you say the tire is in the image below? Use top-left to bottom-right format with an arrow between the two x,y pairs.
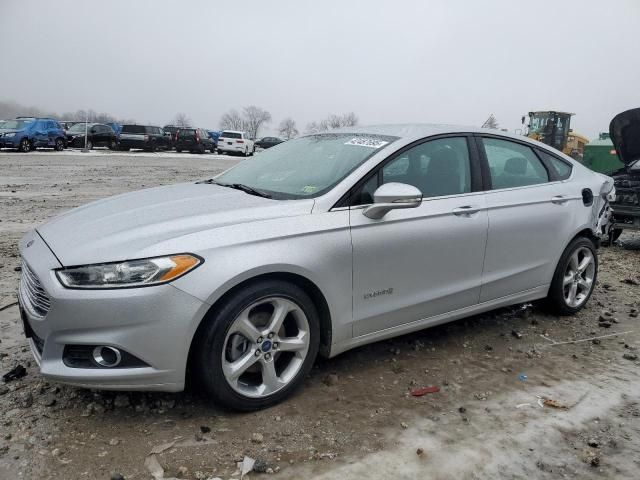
545,237 -> 598,315
193,279 -> 320,411
608,228 -> 623,245
54,138 -> 64,151
86,140 -> 93,150
18,138 -> 31,153
119,147 -> 130,151
108,140 -> 117,150
210,147 -> 216,153
176,148 -> 182,153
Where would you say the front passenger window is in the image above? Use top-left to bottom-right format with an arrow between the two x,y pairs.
481,138 -> 549,189
382,137 -> 471,198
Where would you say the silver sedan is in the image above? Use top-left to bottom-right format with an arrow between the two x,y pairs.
18,124 -> 614,410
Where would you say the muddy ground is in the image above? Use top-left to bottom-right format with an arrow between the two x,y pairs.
1,150 -> 639,480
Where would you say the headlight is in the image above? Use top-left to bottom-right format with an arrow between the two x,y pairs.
3,132 -> 15,138
55,254 -> 202,289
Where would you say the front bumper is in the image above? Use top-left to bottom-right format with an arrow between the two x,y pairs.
18,231 -> 209,392
0,136 -> 20,148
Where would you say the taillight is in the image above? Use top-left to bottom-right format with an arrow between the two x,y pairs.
237,139 -> 244,143
195,130 -> 200,142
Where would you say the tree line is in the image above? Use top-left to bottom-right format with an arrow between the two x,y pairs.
219,107 -> 359,140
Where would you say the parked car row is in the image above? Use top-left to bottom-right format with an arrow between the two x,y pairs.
0,115 -> 286,155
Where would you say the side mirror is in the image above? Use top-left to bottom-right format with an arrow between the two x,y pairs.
363,182 -> 422,219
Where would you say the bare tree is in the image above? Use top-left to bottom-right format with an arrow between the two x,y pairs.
481,114 -> 499,129
340,111 -> 358,127
242,105 -> 272,139
278,117 -> 299,140
220,109 -> 245,131
173,112 -> 192,127
304,121 -> 322,134
306,112 -> 359,134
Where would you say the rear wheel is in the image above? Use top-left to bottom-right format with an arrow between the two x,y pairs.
18,138 -> 31,153
545,237 -> 597,315
176,148 -> 182,153
193,280 -> 320,411
108,139 -> 117,150
86,139 -> 93,150
54,138 -> 64,151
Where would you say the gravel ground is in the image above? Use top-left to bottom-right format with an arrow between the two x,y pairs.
1,150 -> 639,480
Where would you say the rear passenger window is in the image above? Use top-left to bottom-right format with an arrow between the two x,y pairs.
536,149 -> 572,180
481,138 -> 549,189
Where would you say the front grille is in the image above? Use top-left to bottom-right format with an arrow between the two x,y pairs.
19,261 -> 51,318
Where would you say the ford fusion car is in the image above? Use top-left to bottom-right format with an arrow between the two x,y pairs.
18,124 -> 613,410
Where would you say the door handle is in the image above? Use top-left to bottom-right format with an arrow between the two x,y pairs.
551,195 -> 569,204
452,206 -> 480,216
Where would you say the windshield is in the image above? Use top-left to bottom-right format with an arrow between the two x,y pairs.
215,133 -> 397,199
528,113 -> 551,135
122,125 -> 147,134
68,123 -> 91,133
1,119 -> 34,130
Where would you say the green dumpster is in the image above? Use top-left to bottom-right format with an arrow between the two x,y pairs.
582,133 -> 624,174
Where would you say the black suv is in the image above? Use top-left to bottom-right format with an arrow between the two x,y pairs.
255,136 -> 284,150
118,125 -> 171,151
175,128 -> 216,153
66,123 -> 118,149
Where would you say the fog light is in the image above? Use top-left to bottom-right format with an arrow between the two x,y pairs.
92,346 -> 122,367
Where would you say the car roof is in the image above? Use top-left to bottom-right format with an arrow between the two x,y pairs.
322,123 -> 537,144
221,130 -> 244,134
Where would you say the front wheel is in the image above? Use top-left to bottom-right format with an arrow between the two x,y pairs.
108,140 -> 117,150
545,237 -> 598,315
193,280 -> 320,411
86,139 -> 93,150
54,138 -> 65,151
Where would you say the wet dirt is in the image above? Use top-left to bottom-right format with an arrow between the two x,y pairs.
0,152 -> 639,479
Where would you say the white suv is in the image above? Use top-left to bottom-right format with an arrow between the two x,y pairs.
217,130 -> 254,156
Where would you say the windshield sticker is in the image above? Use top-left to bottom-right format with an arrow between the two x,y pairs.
302,185 -> 318,194
345,137 -> 389,149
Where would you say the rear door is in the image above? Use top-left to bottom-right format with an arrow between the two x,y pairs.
33,120 -> 49,146
349,135 -> 488,336
477,135 -> 577,301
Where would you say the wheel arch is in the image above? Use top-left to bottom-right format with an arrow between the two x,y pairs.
186,271 -> 333,382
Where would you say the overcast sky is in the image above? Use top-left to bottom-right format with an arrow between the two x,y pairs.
1,0 -> 639,138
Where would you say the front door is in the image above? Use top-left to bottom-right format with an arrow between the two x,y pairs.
349,136 -> 488,336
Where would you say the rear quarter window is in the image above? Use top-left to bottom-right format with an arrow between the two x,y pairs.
536,149 -> 573,180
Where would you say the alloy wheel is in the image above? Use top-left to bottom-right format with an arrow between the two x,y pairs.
563,246 -> 595,307
222,297 -> 310,398
20,138 -> 30,152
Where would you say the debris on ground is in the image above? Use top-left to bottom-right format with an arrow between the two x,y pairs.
542,398 -> 569,410
322,373 -> 339,386
410,386 -> 440,396
518,374 -> 528,381
623,353 -> 638,361
2,364 -> 27,382
416,448 -> 425,457
511,330 -> 523,339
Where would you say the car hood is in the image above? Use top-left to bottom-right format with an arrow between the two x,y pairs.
610,107 -> 640,166
37,182 -> 314,266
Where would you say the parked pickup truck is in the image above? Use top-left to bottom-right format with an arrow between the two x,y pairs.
118,125 -> 171,152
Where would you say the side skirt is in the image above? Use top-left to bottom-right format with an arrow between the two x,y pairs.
328,285 -> 549,357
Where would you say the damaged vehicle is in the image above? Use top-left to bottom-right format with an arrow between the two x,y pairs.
18,125 -> 613,410
608,108 -> 640,243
